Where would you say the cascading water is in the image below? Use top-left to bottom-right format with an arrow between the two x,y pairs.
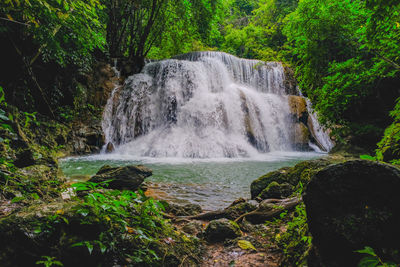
102,51 -> 332,158
305,99 -> 334,152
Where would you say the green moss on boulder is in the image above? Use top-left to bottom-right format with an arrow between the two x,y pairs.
259,181 -> 293,199
204,218 -> 242,243
251,157 -> 346,200
250,167 -> 291,199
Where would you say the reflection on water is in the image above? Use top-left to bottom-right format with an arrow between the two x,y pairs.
60,152 -> 323,210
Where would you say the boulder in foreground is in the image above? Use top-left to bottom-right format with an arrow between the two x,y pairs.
304,160 -> 400,266
88,165 -> 152,190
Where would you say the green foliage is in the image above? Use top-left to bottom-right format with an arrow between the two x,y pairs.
219,0 -> 297,61
70,181 -> 167,265
1,0 -> 105,68
280,0 -> 400,149
376,98 -> 400,164
360,154 -> 376,161
284,0 -> 367,104
279,202 -> 312,266
36,256 -> 63,267
265,201 -> 311,266
104,0 -> 222,60
356,246 -> 397,267
0,87 -> 14,134
237,239 -> 257,251
23,111 -> 39,127
263,183 -> 311,265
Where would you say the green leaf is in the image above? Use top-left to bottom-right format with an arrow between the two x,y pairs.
0,110 -> 9,121
1,123 -> 13,132
71,242 -> 84,248
356,246 -> 377,257
11,196 -> 25,203
98,241 -> 107,254
237,240 -> 257,251
71,183 -> 90,191
53,260 -> 63,266
360,155 -> 376,161
358,255 -> 379,267
76,208 -> 89,217
85,241 -> 93,254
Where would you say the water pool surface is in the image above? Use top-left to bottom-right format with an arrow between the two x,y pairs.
60,152 -> 323,210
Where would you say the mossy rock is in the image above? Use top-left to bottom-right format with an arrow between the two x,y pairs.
181,220 -> 204,236
250,167 -> 291,199
224,199 -> 259,220
166,203 -> 202,216
251,157 -> 345,200
258,182 -> 293,200
89,164 -> 152,190
0,201 -> 109,267
284,158 -> 339,186
204,218 -> 242,243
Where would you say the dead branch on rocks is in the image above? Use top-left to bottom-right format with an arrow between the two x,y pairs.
164,197 -> 302,223
235,197 -> 302,224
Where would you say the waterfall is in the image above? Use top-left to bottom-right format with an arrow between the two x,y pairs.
102,51 -> 332,158
305,99 -> 335,152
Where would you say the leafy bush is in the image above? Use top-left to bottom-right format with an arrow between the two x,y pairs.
70,181 -> 166,265
376,98 -> 400,164
1,0 -> 106,68
44,181 -> 202,266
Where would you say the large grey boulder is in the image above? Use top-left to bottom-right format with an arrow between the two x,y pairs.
88,165 -> 152,190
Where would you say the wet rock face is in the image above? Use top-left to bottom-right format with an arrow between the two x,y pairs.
86,61 -> 119,107
288,95 -> 307,123
63,61 -> 118,156
89,165 -> 152,190
204,218 -> 242,243
304,160 -> 400,266
292,122 -> 311,150
105,142 -> 114,153
287,95 -> 313,151
283,66 -> 298,96
68,120 -> 105,155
